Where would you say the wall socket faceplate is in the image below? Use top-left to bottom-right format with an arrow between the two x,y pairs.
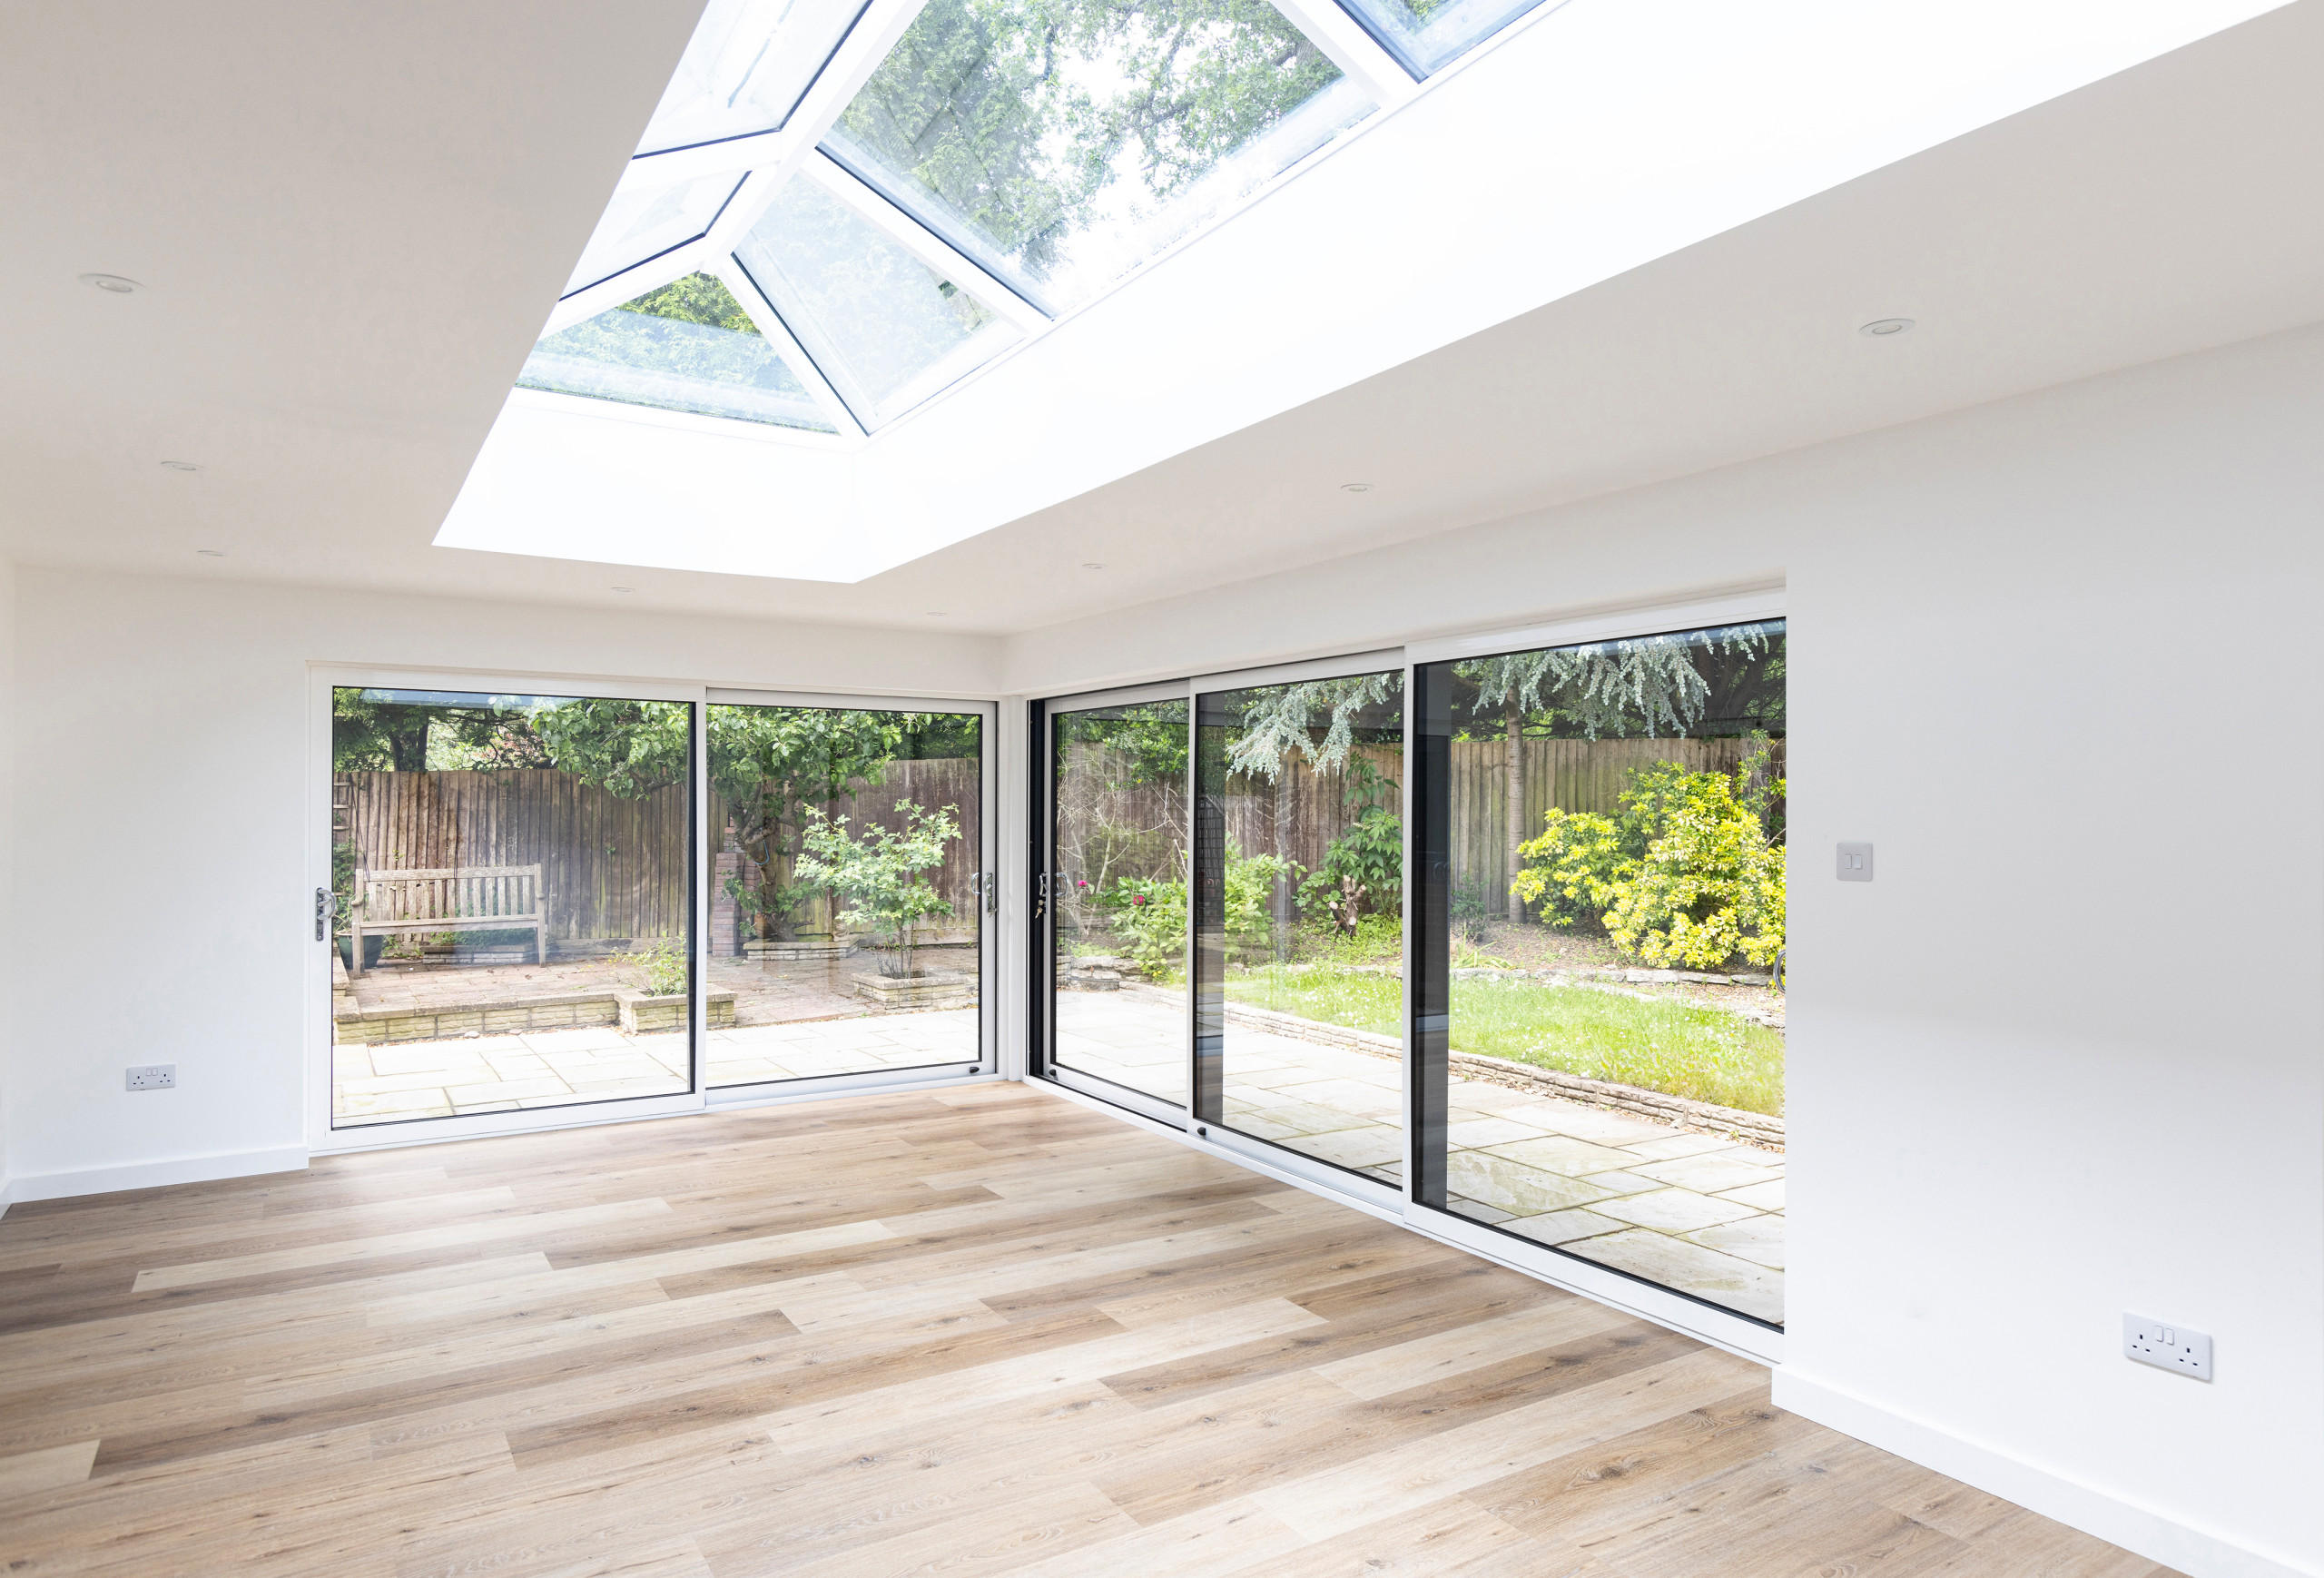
125,1064 -> 175,1090
1837,843 -> 1874,881
2124,1314 -> 2211,1380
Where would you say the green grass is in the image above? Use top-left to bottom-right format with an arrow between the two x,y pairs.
1223,965 -> 1784,1117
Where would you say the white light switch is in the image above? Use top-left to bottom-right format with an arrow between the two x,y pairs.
2124,1313 -> 2211,1380
1837,843 -> 1874,882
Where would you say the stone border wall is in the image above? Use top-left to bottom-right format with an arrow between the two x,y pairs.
336,990 -> 735,1044
1220,1000 -> 1784,1149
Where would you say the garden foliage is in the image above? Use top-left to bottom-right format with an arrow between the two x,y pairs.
1511,744 -> 1786,969
794,802 -> 961,979
1108,844 -> 1295,974
1298,804 -> 1403,937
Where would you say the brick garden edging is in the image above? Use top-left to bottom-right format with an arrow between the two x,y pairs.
1221,1000 -> 1785,1149
336,989 -> 735,1044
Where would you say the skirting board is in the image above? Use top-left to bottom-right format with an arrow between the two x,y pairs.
1773,1371 -> 2317,1578
1,1146 -> 310,1210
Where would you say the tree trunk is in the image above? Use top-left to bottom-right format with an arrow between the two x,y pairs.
1505,702 -> 1525,923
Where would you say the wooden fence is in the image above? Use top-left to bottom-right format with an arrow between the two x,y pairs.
335,756 -> 982,948
1063,735 -> 1782,898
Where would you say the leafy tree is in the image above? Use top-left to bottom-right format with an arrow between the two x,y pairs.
1456,622 -> 1780,922
835,0 -> 1344,291
520,271 -> 818,415
707,708 -> 924,945
1054,704 -> 1188,950
794,802 -> 962,978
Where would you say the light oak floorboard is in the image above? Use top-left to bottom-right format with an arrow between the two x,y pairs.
0,1085 -> 2178,1577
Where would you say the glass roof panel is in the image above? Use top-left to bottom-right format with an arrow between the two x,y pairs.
563,173 -> 744,297
734,178 -> 1019,430
518,272 -> 838,431
820,0 -> 1374,313
1331,0 -> 1552,78
635,0 -> 872,154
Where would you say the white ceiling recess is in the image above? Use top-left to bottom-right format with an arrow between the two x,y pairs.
4,0 -> 2319,636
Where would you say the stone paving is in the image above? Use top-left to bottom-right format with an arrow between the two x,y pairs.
1054,984 -> 1785,1325
331,1009 -> 983,1128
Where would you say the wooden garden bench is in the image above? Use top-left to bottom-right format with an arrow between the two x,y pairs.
347,864 -> 547,977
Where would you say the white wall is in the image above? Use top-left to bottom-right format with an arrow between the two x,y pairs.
1,578 -> 1000,1198
1003,323 -> 2324,1578
7,325 -> 2317,1572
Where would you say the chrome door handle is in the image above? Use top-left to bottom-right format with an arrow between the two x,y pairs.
313,887 -> 331,942
970,871 -> 997,914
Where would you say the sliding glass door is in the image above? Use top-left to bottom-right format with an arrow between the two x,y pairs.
1191,666 -> 1404,1201
328,685 -> 695,1130
1410,616 -> 1788,1329
1039,685 -> 1190,1123
704,693 -> 995,1093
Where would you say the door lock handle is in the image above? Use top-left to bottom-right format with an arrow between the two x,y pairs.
970,871 -> 997,915
313,887 -> 331,942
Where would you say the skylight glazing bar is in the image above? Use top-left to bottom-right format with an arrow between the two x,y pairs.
562,173 -> 752,301
634,0 -> 887,157
710,257 -> 868,438
1267,0 -> 1423,98
803,152 -> 1051,330
543,241 -> 712,339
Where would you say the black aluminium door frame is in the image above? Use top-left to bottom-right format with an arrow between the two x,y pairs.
1185,649 -> 1407,1208
1032,678 -> 1195,1128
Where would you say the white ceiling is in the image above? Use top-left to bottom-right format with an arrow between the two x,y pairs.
5,1 -> 2320,636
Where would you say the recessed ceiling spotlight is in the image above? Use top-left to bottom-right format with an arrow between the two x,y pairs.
196,548 -> 226,557
81,273 -> 142,294
1341,482 -> 1374,493
1859,318 -> 1915,338
160,459 -> 202,472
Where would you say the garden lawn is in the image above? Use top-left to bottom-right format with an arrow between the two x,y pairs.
1223,965 -> 1784,1117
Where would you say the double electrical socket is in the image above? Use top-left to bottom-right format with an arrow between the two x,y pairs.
2123,1313 -> 2211,1381
125,1064 -> 175,1091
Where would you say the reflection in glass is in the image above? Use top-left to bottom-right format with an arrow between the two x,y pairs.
564,173 -> 743,296
1334,0 -> 1552,78
705,705 -> 982,1087
1050,700 -> 1190,1106
1193,673 -> 1403,1178
329,688 -> 694,1129
734,179 -> 1018,429
823,0 -> 1374,312
518,272 -> 837,430
635,0 -> 872,154
1413,621 -> 1788,1325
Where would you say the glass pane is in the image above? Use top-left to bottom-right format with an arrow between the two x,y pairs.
1413,620 -> 1787,1325
330,688 -> 694,1129
518,272 -> 838,431
1334,0 -> 1551,77
565,173 -> 742,296
705,705 -> 982,1087
823,0 -> 1374,312
636,0 -> 872,153
1051,699 -> 1189,1107
1193,673 -> 1403,1177
733,179 -> 1018,429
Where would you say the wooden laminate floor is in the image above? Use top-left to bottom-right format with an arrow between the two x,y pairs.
0,1082 -> 2173,1578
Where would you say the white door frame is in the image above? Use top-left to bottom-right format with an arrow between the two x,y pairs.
306,665 -> 712,1153
699,687 -> 1000,1102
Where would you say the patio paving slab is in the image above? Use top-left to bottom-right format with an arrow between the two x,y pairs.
1556,1228 -> 1784,1325
1685,1215 -> 1787,1270
1630,1149 -> 1786,1193
1716,1179 -> 1787,1212
1593,1187 -> 1762,1234
1482,1135 -> 1643,1178
1445,1151 -> 1615,1217
1498,1208 -> 1629,1247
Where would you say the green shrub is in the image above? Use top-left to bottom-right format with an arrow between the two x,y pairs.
1509,809 -> 1629,927
625,939 -> 690,998
1298,805 -> 1402,936
1111,844 -> 1295,975
1508,743 -> 1785,970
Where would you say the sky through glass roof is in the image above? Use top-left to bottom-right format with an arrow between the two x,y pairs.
519,272 -> 837,431
521,0 -> 1560,437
